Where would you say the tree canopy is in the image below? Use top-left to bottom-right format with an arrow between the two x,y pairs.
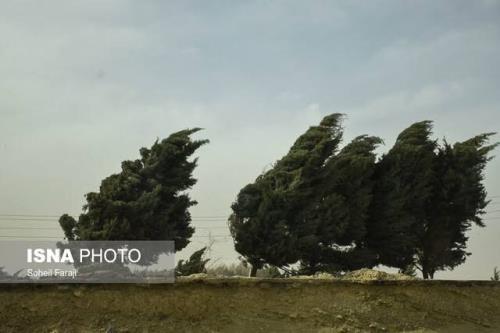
230,115 -> 497,278
416,133 -> 498,278
229,114 -> 383,276
229,114 -> 344,275
175,247 -> 210,276
366,121 -> 437,270
298,134 -> 382,274
59,129 -> 208,255
367,123 -> 498,278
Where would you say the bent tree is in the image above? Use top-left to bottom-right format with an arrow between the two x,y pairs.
417,133 -> 498,279
231,116 -> 497,279
229,114 -> 383,276
59,128 -> 208,260
367,122 -> 498,279
298,135 -> 382,274
229,114 -> 344,276
367,121 -> 437,272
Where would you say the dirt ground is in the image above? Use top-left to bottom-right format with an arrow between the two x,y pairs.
1,278 -> 499,333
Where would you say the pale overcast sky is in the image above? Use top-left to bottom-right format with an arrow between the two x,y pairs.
1,0 -> 499,279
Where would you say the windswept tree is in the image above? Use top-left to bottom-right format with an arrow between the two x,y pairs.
59,129 -> 208,255
298,135 -> 382,274
367,122 -> 497,278
492,267 -> 500,281
175,247 -> 210,276
229,114 -> 344,276
367,121 -> 437,271
417,133 -> 498,278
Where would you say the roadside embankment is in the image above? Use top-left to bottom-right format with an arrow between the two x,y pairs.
1,278 -> 499,332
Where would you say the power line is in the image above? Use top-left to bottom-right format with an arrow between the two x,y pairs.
0,235 -> 60,239
0,235 -> 232,239
190,215 -> 227,219
0,217 -> 228,223
0,231 -> 231,237
0,227 -> 59,230
0,226 -> 228,231
0,218 -> 57,222
0,214 -> 62,218
1,215 -> 499,224
0,213 -> 228,218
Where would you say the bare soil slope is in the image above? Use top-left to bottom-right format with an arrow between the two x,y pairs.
1,279 -> 499,333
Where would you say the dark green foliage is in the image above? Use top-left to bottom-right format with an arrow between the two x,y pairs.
229,114 -> 383,275
417,133 -> 498,278
59,129 -> 208,255
230,116 -> 496,279
298,135 -> 382,274
229,114 -> 345,275
175,247 -> 210,276
367,121 -> 437,270
59,214 -> 77,241
367,122 -> 497,279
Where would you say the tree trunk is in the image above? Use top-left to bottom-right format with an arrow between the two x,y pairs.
249,266 -> 258,277
422,264 -> 429,280
421,266 -> 436,279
